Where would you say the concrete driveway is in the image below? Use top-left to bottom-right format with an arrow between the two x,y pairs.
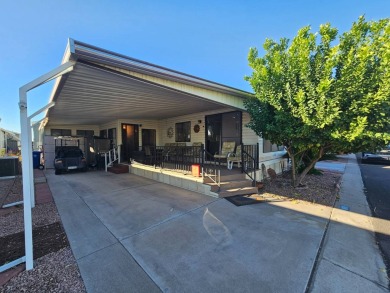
46,170 -> 333,293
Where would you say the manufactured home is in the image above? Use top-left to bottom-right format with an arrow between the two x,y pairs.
37,39 -> 286,196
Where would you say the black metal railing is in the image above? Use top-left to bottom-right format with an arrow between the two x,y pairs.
242,143 -> 259,186
134,145 -> 203,174
131,143 -> 257,189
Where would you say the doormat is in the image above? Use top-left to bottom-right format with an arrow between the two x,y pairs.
225,194 -> 267,207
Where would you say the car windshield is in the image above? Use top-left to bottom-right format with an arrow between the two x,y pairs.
58,149 -> 83,158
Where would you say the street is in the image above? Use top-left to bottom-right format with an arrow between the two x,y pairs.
359,159 -> 390,280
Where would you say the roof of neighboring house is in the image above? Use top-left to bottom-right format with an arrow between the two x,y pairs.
0,128 -> 20,141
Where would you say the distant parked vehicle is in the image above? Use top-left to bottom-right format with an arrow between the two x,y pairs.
361,152 -> 390,165
54,147 -> 87,175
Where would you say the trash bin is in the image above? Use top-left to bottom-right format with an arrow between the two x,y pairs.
192,164 -> 201,177
32,151 -> 42,169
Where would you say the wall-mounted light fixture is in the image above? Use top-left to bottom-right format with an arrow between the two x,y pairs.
198,120 -> 202,124
139,124 -> 142,127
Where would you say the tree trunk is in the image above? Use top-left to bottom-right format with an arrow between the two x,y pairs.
291,154 -> 297,187
297,148 -> 324,186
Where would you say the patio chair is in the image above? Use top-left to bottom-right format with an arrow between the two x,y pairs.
162,143 -> 177,161
227,145 -> 242,170
184,142 -> 203,163
214,141 -> 236,165
144,145 -> 155,165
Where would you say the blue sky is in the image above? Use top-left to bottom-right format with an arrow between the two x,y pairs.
0,0 -> 389,132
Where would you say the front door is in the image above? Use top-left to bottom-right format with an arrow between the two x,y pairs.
121,124 -> 139,162
205,111 -> 242,156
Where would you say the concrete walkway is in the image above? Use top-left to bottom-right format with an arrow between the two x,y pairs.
310,154 -> 389,292
45,154 -> 389,292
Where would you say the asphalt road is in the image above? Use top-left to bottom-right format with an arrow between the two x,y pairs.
358,159 -> 390,280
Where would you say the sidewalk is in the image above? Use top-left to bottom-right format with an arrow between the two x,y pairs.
310,154 -> 389,291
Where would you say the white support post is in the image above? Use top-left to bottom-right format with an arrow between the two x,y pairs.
18,61 -> 75,271
28,121 -> 35,208
118,145 -> 121,163
19,92 -> 34,270
105,153 -> 108,172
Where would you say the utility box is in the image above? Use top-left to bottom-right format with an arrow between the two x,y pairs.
0,157 -> 19,177
192,164 -> 201,177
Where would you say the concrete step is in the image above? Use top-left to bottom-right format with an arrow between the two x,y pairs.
208,179 -> 255,192
108,164 -> 129,174
203,173 -> 246,184
218,186 -> 259,198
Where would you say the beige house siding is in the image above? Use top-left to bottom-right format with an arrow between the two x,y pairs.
242,112 -> 259,145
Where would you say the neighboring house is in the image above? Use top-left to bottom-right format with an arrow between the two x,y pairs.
39,39 -> 285,179
0,127 -> 20,156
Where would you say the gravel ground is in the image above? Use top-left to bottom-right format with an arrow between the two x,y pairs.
260,170 -> 342,206
0,175 -> 85,292
0,203 -> 61,238
1,248 -> 86,293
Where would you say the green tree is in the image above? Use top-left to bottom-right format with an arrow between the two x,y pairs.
245,17 -> 390,187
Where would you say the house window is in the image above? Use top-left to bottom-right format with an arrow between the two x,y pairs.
263,139 -> 284,153
51,129 -> 71,136
175,122 -> 191,142
108,128 -> 117,147
76,130 -> 94,137
100,129 -> 107,138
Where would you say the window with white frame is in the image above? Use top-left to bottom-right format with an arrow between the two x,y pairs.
263,139 -> 284,153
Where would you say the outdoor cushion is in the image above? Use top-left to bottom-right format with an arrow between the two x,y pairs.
214,141 -> 236,159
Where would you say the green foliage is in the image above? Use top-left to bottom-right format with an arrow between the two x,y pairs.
245,16 -> 390,186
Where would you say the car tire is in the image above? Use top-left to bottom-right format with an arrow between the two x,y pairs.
55,169 -> 61,175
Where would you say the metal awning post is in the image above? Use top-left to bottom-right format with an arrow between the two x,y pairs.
18,92 -> 34,270
27,102 -> 56,208
28,123 -> 34,208
18,61 -> 74,271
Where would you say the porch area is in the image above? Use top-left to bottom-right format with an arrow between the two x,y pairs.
38,39 -> 286,198
108,143 -> 260,198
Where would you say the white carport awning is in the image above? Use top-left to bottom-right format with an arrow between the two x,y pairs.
47,62 -> 234,125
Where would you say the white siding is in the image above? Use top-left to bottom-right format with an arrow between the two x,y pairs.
242,112 -> 259,145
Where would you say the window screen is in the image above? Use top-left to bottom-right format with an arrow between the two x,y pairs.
76,130 -> 94,137
175,122 -> 191,142
51,129 -> 71,136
